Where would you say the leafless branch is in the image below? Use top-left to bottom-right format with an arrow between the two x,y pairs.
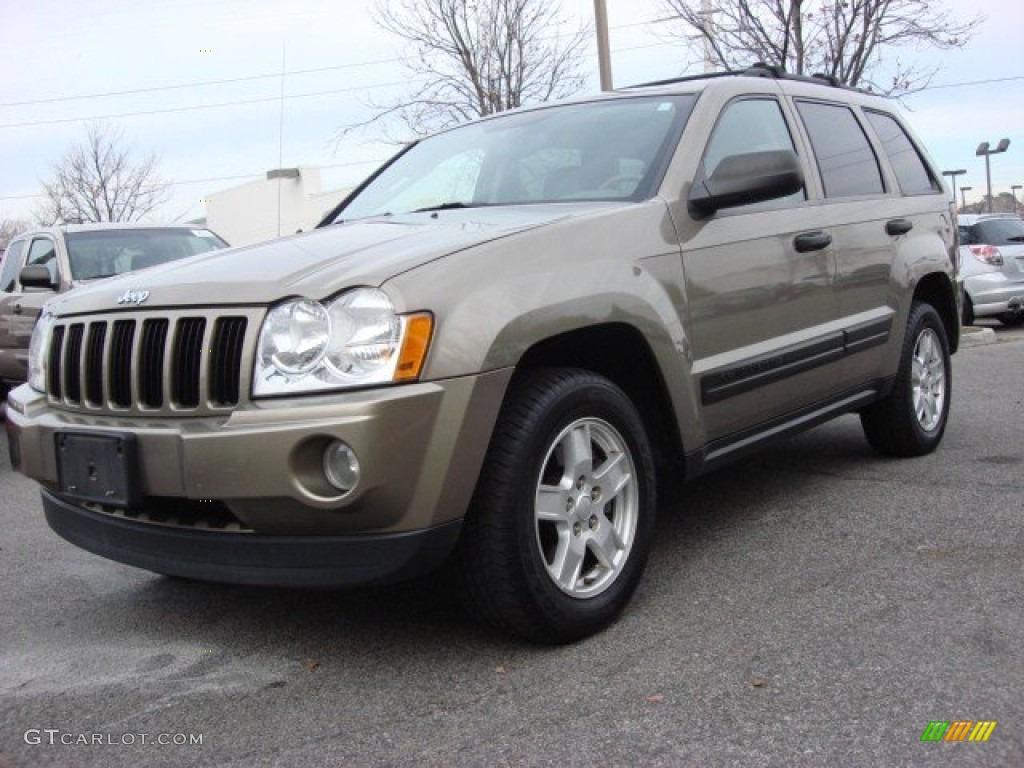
658,0 -> 980,95
334,0 -> 589,146
36,123 -> 170,225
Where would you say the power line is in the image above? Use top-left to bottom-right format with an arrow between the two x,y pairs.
0,81 -> 410,129
0,17 -> 671,110
916,74 -> 1024,92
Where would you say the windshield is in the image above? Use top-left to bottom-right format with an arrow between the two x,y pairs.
332,95 -> 696,222
65,228 -> 228,280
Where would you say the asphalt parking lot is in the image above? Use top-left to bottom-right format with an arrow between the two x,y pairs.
1,324 -> 1021,768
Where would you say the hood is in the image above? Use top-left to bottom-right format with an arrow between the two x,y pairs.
45,205 -> 607,316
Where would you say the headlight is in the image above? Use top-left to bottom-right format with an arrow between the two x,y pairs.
258,299 -> 331,375
253,289 -> 433,397
28,312 -> 55,393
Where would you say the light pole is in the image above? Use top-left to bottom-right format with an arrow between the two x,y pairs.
942,169 -> 966,206
960,186 -> 972,210
1012,184 -> 1023,215
976,139 -> 1011,213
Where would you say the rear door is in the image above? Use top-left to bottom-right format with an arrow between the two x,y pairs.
0,238 -> 29,381
790,100 -> 948,384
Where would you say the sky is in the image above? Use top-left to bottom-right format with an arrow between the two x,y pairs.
2,0 -> 1023,225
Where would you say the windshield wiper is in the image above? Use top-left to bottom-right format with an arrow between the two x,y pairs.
412,202 -> 478,213
332,212 -> 393,226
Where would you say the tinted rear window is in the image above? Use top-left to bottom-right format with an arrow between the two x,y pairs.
864,110 -> 941,196
972,218 -> 1024,246
796,101 -> 884,198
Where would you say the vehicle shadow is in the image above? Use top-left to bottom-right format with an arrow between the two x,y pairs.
102,417 -> 878,655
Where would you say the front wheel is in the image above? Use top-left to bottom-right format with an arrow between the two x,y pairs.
860,301 -> 951,457
456,368 -> 656,643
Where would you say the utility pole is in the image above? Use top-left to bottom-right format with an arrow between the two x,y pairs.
594,0 -> 613,91
1012,184 -> 1022,215
701,0 -> 715,73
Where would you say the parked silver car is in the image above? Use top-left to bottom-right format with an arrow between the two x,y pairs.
957,213 -> 1024,326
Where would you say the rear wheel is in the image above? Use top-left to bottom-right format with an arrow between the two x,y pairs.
860,301 -> 951,457
457,368 -> 656,643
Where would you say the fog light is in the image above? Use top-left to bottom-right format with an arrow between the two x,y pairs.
323,440 -> 360,492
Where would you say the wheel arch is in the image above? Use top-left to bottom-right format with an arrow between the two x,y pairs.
514,322 -> 685,472
912,272 -> 960,353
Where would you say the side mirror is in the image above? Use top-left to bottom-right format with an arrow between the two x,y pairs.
19,264 -> 59,291
689,149 -> 804,218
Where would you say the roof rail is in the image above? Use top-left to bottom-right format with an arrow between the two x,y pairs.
625,70 -> 743,89
627,63 -> 856,91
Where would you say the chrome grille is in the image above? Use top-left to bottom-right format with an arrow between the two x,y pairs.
46,310 -> 257,415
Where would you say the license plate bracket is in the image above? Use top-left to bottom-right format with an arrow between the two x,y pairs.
55,431 -> 141,508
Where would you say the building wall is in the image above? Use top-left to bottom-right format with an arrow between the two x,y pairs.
206,167 -> 350,247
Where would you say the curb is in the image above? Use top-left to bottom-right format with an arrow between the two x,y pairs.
960,326 -> 997,348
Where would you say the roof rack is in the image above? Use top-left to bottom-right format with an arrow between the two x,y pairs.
626,64 -> 853,91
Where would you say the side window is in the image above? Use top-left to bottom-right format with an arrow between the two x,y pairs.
796,101 -> 884,198
0,240 -> 26,292
24,237 -> 59,286
701,98 -> 805,207
864,110 -> 942,195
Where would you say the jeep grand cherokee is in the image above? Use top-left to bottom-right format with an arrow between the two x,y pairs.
6,68 -> 960,642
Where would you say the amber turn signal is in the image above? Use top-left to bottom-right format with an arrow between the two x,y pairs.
394,313 -> 433,381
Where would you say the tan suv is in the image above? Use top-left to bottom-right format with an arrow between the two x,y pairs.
0,224 -> 227,396
6,68 -> 960,642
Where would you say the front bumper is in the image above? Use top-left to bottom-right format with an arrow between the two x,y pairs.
41,489 -> 463,586
7,369 -> 511,582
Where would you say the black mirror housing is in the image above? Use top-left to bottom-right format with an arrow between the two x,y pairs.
689,150 -> 804,218
19,264 -> 58,291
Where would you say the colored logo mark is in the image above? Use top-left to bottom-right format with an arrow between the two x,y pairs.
921,721 -> 997,742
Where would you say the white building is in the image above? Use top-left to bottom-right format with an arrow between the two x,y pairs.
205,167 -> 351,247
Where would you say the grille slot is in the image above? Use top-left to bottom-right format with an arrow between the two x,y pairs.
46,311 -> 251,414
64,324 -> 85,403
109,320 -> 135,407
139,319 -> 168,408
84,323 -> 107,405
47,325 -> 66,399
173,318 -> 206,407
210,317 -> 247,405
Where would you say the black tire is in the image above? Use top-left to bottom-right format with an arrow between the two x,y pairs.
456,368 -> 656,643
860,302 -> 951,457
997,312 -> 1024,327
961,291 -> 975,326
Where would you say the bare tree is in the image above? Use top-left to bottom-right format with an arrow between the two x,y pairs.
38,124 -> 170,224
344,0 -> 590,139
1,217 -> 30,251
658,0 -> 981,94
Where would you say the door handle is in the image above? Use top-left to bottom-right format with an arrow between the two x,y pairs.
12,304 -> 22,315
793,231 -> 832,252
886,218 -> 913,236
